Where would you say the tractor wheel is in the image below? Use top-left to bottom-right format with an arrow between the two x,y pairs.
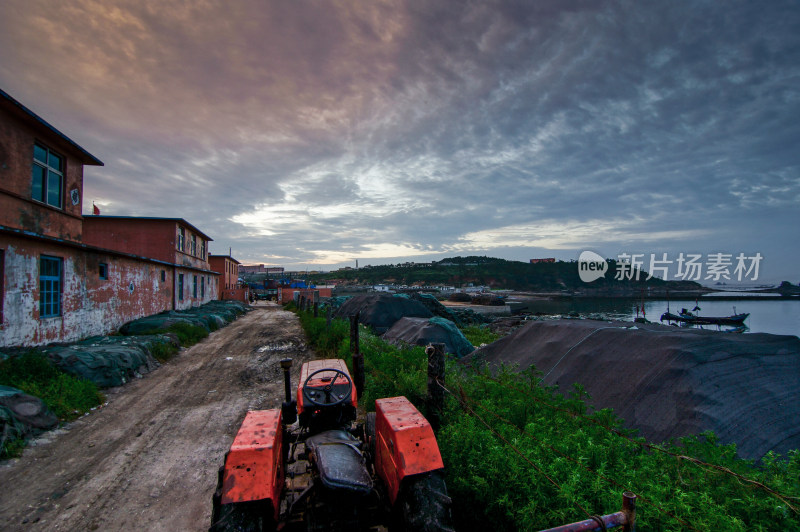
396,471 -> 454,532
365,412 -> 376,462
210,466 -> 276,532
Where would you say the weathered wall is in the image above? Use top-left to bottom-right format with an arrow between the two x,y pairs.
83,218 -> 176,263
84,217 -> 213,272
1,235 -> 177,347
219,287 -> 248,302
277,287 -> 332,304
173,267 -> 218,311
0,106 -> 85,241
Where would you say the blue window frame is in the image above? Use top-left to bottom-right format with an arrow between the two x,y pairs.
33,144 -> 64,208
99,263 -> 108,280
40,256 -> 62,318
193,275 -> 198,298
201,276 -> 205,298
178,273 -> 184,301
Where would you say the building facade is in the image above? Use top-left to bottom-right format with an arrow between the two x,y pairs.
209,254 -> 248,301
83,216 -> 218,310
0,89 -> 218,347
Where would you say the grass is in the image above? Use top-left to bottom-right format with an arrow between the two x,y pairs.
141,322 -> 209,347
149,341 -> 180,362
0,350 -> 105,458
292,307 -> 800,531
460,324 -> 502,346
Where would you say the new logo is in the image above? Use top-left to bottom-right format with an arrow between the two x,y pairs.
578,251 -> 608,282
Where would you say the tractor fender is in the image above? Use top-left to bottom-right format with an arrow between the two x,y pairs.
220,409 -> 284,520
374,396 -> 445,504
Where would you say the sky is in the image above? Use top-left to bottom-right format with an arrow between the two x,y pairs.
1,1 -> 798,284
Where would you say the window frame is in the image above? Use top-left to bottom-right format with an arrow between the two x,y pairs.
193,275 -> 198,298
32,143 -> 64,209
178,273 -> 184,301
99,262 -> 108,280
39,255 -> 62,318
191,235 -> 197,256
178,227 -> 185,252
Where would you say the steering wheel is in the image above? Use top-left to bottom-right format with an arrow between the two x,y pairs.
302,368 -> 353,407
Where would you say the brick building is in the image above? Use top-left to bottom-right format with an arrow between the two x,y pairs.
209,254 -> 248,301
83,216 -> 218,310
0,89 -> 218,347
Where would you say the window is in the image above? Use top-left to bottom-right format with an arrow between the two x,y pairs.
99,263 -> 108,280
193,275 -> 198,298
32,143 -> 64,208
200,240 -> 205,259
178,273 -> 184,301
161,269 -> 166,282
191,235 -> 197,256
40,256 -> 62,318
178,227 -> 185,252
201,276 -> 205,298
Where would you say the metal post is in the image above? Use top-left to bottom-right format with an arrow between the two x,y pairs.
622,492 -> 636,532
425,343 -> 445,432
350,312 -> 364,398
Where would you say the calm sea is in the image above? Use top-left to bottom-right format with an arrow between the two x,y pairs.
510,297 -> 800,337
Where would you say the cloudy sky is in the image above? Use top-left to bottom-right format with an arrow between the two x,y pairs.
1,1 -> 798,283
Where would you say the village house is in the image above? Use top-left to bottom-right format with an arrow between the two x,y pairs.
82,216 -> 219,310
0,88 -> 218,347
209,254 -> 248,301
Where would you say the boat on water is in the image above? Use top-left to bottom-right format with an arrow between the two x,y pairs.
660,308 -> 750,326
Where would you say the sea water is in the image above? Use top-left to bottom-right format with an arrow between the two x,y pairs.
511,297 -> 800,337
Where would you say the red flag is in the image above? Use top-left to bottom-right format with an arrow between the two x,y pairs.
92,202 -> 100,215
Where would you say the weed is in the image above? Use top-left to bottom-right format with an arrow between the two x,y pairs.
460,325 -> 501,346
0,351 -> 104,459
149,341 -> 179,362
293,308 -> 800,531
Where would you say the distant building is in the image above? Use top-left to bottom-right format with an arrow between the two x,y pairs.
238,264 -> 284,275
209,254 -> 249,302
530,258 -> 556,264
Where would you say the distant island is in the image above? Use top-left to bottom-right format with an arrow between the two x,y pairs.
301,256 -> 707,298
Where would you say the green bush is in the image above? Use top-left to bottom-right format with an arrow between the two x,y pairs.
293,308 -> 800,531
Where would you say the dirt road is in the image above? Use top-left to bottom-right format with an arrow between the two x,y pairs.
0,302 -> 313,531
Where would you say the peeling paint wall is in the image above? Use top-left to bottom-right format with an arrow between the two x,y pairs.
0,235 -> 185,347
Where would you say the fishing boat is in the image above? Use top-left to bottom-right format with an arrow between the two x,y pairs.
660,308 -> 749,326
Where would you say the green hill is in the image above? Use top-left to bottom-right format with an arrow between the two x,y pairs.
308,256 -> 703,295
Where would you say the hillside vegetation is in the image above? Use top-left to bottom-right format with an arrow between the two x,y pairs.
308,256 -> 703,294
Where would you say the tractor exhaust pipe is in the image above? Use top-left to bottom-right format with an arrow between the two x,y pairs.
280,358 -> 297,425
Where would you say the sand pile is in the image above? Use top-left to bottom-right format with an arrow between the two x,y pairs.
468,319 -> 800,459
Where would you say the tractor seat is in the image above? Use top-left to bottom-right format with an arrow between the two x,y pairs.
306,430 -> 373,495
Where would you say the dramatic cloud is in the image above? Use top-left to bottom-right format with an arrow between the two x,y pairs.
1,0 -> 798,281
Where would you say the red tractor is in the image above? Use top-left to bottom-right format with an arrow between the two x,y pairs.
210,357 -> 453,531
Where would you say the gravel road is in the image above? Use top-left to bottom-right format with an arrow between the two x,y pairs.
0,302 -> 312,531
